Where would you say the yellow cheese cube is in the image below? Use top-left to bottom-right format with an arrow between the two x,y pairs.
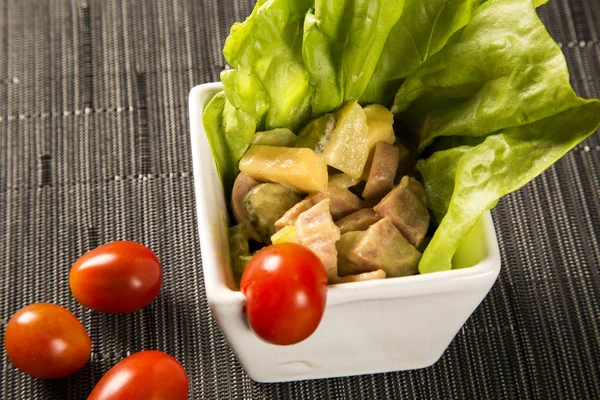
239,145 -> 328,193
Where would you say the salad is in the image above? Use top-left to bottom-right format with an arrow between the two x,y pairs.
228,101 -> 429,285
203,0 -> 600,284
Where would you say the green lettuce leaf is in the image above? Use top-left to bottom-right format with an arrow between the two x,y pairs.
392,0 -> 579,152
419,103 -> 600,273
303,0 -> 405,114
390,0 -> 600,272
361,0 -> 484,106
222,0 -> 313,131
208,0 -> 315,192
202,90 -> 259,196
202,91 -> 236,193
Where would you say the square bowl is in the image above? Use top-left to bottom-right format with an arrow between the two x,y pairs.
189,82 -> 501,383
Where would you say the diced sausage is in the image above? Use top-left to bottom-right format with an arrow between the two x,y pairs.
373,176 -> 429,247
322,186 -> 363,220
295,199 -> 341,282
332,269 -> 387,284
335,208 -> 381,234
347,218 -> 421,277
274,193 -> 326,229
362,142 -> 400,199
277,186 -> 363,227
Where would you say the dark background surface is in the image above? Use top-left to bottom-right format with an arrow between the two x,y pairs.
1,0 -> 599,399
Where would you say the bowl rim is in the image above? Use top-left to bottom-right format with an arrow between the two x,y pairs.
189,82 -> 501,308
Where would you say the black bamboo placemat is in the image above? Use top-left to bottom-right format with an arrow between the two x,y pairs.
1,0 -> 599,399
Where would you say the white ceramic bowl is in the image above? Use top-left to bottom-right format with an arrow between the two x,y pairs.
189,83 -> 501,383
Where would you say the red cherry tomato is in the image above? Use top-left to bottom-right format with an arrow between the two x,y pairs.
87,350 -> 188,400
240,242 -> 328,345
4,303 -> 91,379
69,241 -> 162,313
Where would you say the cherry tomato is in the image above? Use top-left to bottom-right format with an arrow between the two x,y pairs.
69,241 -> 162,313
87,350 -> 188,400
240,242 -> 328,345
4,303 -> 91,379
